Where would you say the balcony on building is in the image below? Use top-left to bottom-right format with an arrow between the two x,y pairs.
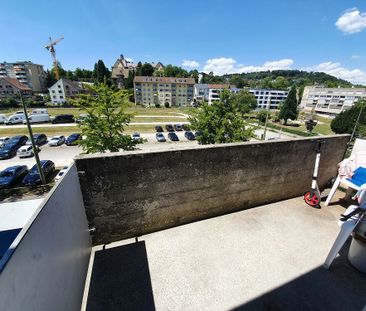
0,135 -> 365,311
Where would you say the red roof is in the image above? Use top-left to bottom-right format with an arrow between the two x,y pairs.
1,78 -> 32,91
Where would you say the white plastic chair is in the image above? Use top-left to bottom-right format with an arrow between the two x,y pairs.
325,138 -> 366,206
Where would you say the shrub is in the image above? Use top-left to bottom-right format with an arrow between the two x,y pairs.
155,102 -> 161,108
331,101 -> 366,134
164,102 -> 170,108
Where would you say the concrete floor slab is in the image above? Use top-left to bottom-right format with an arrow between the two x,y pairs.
84,196 -> 366,311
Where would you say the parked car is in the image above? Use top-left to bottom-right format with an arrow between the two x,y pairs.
182,124 -> 191,131
165,124 -> 174,132
155,125 -> 164,132
22,160 -> 55,186
174,124 -> 183,131
0,165 -> 28,189
66,133 -> 81,146
55,166 -> 68,181
17,145 -> 40,158
131,132 -> 142,142
76,114 -> 89,124
25,134 -> 48,146
5,112 -> 25,125
184,131 -> 196,141
0,137 -> 10,147
168,132 -> 179,141
49,135 -> 65,146
156,132 -> 166,142
51,114 -> 75,124
0,114 -> 7,124
7,135 -> 28,147
0,144 -> 18,160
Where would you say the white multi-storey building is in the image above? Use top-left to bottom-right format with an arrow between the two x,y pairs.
0,61 -> 47,93
194,84 -> 289,108
300,86 -> 366,116
134,76 -> 195,107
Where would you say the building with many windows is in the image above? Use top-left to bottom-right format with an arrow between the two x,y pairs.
300,86 -> 366,116
134,76 -> 195,107
194,84 -> 288,108
248,89 -> 289,110
48,78 -> 91,105
0,61 -> 47,93
0,77 -> 32,99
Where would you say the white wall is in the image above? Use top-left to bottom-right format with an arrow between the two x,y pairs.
0,164 -> 91,311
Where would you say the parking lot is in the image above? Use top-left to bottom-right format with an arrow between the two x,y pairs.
0,131 -> 202,171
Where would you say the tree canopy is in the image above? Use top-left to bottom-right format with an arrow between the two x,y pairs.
331,100 -> 366,135
93,60 -> 110,83
189,90 -> 254,144
230,90 -> 257,117
71,83 -> 138,153
278,85 -> 298,124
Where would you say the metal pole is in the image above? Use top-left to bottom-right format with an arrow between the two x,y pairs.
350,106 -> 363,144
20,92 -> 47,185
263,96 -> 271,140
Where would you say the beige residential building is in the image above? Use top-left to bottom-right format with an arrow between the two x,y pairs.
0,77 -> 32,99
134,76 -> 195,107
0,61 -> 47,93
300,85 -> 366,116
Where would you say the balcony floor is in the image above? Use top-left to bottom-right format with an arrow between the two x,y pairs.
83,194 -> 366,311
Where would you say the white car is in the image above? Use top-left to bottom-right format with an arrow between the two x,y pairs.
48,135 -> 65,146
55,166 -> 68,181
0,137 -> 10,148
17,145 -> 40,158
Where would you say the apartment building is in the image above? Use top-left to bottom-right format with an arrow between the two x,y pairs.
0,61 -> 47,93
0,77 -> 32,99
48,78 -> 91,105
195,83 -> 288,108
249,89 -> 289,109
300,86 -> 366,116
134,76 -> 195,107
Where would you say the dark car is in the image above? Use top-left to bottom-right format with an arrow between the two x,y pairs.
156,132 -> 166,142
165,124 -> 174,132
182,124 -> 191,131
155,125 -> 164,132
66,133 -> 82,146
168,132 -> 179,141
0,165 -> 28,189
7,135 -> 28,148
0,135 -> 28,160
26,133 -> 48,146
51,114 -> 75,124
184,131 -> 196,141
174,124 -> 183,131
22,160 -> 55,186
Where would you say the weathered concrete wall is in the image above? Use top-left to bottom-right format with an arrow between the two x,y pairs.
0,164 -> 91,311
75,135 -> 349,245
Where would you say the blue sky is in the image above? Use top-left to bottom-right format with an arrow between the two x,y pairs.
1,0 -> 366,84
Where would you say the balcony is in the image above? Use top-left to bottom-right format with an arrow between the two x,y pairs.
1,135 -> 365,311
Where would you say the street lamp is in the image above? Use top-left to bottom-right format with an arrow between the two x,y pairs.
20,92 -> 46,185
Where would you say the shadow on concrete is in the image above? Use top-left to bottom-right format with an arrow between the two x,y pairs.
232,239 -> 366,311
86,241 -> 155,311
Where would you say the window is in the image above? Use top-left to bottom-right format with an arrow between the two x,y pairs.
60,96 -> 64,99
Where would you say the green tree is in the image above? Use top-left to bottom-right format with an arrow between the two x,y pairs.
45,69 -> 57,87
136,62 -> 142,76
331,100 -> 366,134
231,90 -> 257,117
93,60 -> 110,83
124,71 -> 135,89
71,83 -> 138,153
278,85 -> 298,125
189,90 -> 253,144
256,109 -> 269,123
140,63 -> 155,76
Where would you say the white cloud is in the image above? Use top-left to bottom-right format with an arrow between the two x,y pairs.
182,59 -> 199,68
305,61 -> 366,85
125,57 -> 133,62
351,55 -> 360,59
336,8 -> 366,34
203,57 -> 294,75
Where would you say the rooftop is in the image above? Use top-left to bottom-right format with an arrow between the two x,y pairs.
83,195 -> 366,311
134,76 -> 195,84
